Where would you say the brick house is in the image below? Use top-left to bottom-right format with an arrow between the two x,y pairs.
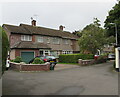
3,20 -> 80,63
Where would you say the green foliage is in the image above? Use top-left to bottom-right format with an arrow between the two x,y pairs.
104,1 -> 120,45
72,30 -> 82,37
59,54 -> 94,63
13,56 -> 22,63
78,20 -> 107,54
1,26 -> 9,74
32,58 -> 44,64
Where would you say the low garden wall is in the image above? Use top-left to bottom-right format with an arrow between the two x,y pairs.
10,62 -> 50,71
78,59 -> 94,66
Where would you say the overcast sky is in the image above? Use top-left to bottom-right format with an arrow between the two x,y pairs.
1,0 -> 117,32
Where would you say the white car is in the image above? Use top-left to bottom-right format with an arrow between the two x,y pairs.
108,53 -> 115,60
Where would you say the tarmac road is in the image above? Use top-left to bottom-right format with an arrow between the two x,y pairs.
2,61 -> 118,95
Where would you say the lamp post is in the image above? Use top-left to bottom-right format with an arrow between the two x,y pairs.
114,23 -> 118,46
110,23 -> 118,45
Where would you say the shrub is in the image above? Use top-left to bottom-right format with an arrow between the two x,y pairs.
13,56 -> 22,63
59,54 -> 94,63
32,58 -> 44,64
94,55 -> 107,64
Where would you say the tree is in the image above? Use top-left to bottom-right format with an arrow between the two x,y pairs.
78,18 -> 108,54
0,26 -> 9,74
104,1 -> 120,45
72,30 -> 82,37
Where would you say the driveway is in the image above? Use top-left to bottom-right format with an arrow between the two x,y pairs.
2,61 -> 118,95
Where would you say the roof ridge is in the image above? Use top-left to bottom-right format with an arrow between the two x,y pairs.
3,24 -> 19,27
19,23 -> 71,33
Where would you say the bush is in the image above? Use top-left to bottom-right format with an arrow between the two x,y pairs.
59,54 -> 94,63
13,56 -> 22,63
32,58 -> 44,64
94,55 -> 107,64
1,27 -> 9,74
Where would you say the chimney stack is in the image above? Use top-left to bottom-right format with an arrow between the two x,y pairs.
59,25 -> 65,31
31,20 -> 36,26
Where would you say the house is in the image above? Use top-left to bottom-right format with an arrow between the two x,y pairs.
3,20 -> 80,63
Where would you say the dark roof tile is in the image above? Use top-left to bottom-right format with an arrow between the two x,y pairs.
11,41 -> 51,49
3,23 -> 79,39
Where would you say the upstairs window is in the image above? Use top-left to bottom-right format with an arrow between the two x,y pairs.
37,36 -> 43,43
53,37 -> 60,44
21,35 -> 32,41
63,39 -> 69,44
47,37 -> 50,43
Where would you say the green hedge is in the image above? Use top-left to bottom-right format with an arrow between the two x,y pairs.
59,54 -> 94,63
1,27 -> 9,74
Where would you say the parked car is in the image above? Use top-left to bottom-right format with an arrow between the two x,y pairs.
29,55 -> 57,66
94,55 -> 100,60
108,53 -> 115,60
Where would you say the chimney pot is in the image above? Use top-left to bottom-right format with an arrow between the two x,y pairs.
31,20 -> 36,26
59,25 -> 65,31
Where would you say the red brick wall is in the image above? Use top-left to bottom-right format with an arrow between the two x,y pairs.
15,49 -> 20,57
10,62 -> 50,71
21,65 -> 50,71
15,49 -> 40,58
32,35 -> 35,42
10,34 -> 21,47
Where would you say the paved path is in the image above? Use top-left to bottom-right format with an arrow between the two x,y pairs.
55,64 -> 79,70
2,61 -> 118,95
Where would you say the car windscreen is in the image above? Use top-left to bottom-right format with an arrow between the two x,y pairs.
46,56 -> 55,59
37,56 -> 44,60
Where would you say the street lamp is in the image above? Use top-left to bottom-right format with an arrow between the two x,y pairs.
110,23 -> 118,45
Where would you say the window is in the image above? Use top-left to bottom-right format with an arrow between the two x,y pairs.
63,39 -> 69,44
38,36 -> 43,43
62,50 -> 73,54
53,37 -> 60,44
43,50 -> 50,56
47,37 -> 50,43
21,35 -> 32,41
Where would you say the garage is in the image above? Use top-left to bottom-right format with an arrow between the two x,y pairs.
21,52 -> 34,63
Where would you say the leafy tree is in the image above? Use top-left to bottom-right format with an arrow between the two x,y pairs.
104,1 -> 120,45
78,18 -> 108,54
0,26 -> 9,74
72,30 -> 82,37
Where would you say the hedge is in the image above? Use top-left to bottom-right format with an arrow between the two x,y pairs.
1,27 -> 9,74
59,54 -> 94,63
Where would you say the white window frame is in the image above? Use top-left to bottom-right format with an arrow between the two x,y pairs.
43,50 -> 50,56
21,35 -> 32,41
62,50 -> 73,54
38,36 -> 43,43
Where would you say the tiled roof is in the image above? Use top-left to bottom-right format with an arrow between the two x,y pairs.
3,24 -> 79,39
11,41 -> 51,49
